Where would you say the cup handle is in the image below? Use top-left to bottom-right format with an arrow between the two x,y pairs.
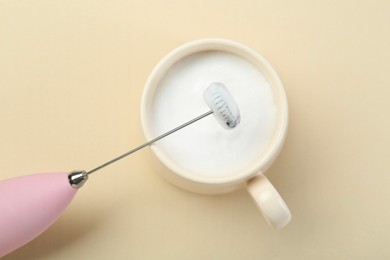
246,174 -> 291,229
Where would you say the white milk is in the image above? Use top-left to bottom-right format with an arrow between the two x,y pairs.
148,51 -> 277,178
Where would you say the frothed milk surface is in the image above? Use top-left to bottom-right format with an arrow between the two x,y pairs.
148,51 -> 277,178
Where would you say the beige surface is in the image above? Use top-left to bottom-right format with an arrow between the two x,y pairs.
1,0 -> 390,259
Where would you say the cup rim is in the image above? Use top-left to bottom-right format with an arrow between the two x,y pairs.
141,38 -> 288,185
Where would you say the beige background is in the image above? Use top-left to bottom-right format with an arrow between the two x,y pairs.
1,0 -> 390,259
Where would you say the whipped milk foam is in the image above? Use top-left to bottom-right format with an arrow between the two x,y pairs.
148,51 -> 277,178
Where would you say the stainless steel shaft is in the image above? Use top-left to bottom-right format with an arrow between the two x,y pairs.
86,110 -> 213,175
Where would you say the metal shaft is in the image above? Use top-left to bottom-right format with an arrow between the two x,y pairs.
86,110 -> 213,175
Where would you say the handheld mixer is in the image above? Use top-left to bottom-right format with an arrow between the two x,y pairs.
0,82 -> 240,257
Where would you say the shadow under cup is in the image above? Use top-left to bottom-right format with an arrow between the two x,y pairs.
141,39 -> 291,229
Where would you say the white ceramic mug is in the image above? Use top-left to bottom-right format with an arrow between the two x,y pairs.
141,38 -> 291,228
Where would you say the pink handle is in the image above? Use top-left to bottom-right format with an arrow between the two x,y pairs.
0,173 -> 77,257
